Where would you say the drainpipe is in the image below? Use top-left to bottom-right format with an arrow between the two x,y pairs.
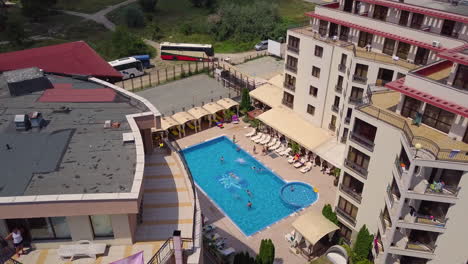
173,230 -> 183,264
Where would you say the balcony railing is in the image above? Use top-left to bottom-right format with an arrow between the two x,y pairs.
329,123 -> 336,131
405,241 -> 436,253
287,45 -> 300,54
387,184 -> 395,208
283,82 -> 295,91
341,136 -> 347,143
331,105 -> 339,113
335,84 -> 343,93
282,99 -> 294,108
339,183 -> 362,203
350,131 -> 375,151
353,74 -> 368,84
285,64 -> 297,73
348,96 -> 363,104
335,206 -> 356,226
344,116 -> 351,124
344,159 -> 368,179
424,182 -> 460,197
338,63 -> 346,73
414,214 -> 448,227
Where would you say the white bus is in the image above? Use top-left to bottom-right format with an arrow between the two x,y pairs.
160,42 -> 214,62
108,57 -> 145,80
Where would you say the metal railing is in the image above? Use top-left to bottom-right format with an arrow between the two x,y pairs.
414,215 -> 448,227
344,116 -> 351,124
282,99 -> 294,108
339,183 -> 362,203
350,131 -> 375,151
283,82 -> 295,91
424,182 -> 461,197
379,211 -> 387,234
344,159 -> 368,179
285,64 -> 298,73
335,84 -> 343,93
405,241 -> 436,253
348,96 -> 363,105
331,105 -> 339,113
352,74 -> 368,84
341,136 -> 347,143
338,64 -> 346,73
335,206 -> 357,227
328,123 -> 336,131
147,237 -> 174,264
287,45 -> 300,54
394,156 -> 404,178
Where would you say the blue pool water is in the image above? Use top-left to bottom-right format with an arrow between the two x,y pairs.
182,136 -> 318,236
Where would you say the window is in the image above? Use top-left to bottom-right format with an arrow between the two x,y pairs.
309,86 -> 318,97
339,26 -> 350,41
284,74 -> 296,90
396,42 -> 410,60
288,36 -> 300,52
330,115 -> 337,130
422,104 -> 455,133
333,96 -> 340,108
358,32 -> 373,48
307,104 -> 315,115
312,66 -> 321,78
441,19 -> 456,37
315,46 -> 324,57
319,20 -> 328,36
24,217 -> 71,240
410,13 -> 424,29
373,5 -> 388,21
414,47 -> 430,65
401,96 -> 422,119
340,54 -> 347,66
338,222 -> 352,242
399,10 -> 410,26
286,55 -> 298,72
382,38 -> 396,56
338,196 -> 359,221
329,23 -> 339,37
90,215 -> 114,238
282,92 -> 294,108
337,75 -> 344,90
453,64 -> 468,91
463,128 -> 468,144
354,64 -> 368,78
352,119 -> 377,149
377,68 -> 394,85
350,87 -> 364,103
347,146 -> 370,170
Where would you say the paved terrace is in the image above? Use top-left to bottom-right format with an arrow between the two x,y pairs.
358,91 -> 468,162
176,121 -> 337,264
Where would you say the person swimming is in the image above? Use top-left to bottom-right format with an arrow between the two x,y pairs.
229,173 -> 239,180
236,147 -> 241,152
290,185 -> 295,192
247,201 -> 252,208
251,166 -> 256,171
220,156 -> 224,162
246,189 -> 252,197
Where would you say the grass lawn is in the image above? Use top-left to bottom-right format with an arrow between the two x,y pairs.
107,0 -> 315,53
55,0 -> 128,14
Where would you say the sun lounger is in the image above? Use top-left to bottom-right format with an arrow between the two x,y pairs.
269,141 -> 281,150
280,147 -> 292,156
245,129 -> 256,137
58,240 -> 106,261
300,162 -> 313,173
232,115 -> 240,124
288,155 -> 299,164
294,161 -> 304,168
267,138 -> 277,147
275,145 -> 286,153
259,135 -> 271,145
187,122 -> 195,130
251,133 -> 263,141
171,129 -> 179,136
254,134 -> 267,143
285,230 -> 296,243
220,247 -> 236,256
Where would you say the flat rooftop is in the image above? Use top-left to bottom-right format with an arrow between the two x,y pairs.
402,0 -> 468,17
0,74 -> 145,197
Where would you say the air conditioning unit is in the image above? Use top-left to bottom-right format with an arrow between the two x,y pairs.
432,40 -> 441,48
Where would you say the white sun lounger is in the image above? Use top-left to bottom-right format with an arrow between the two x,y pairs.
254,134 -> 267,143
245,129 -> 256,137
294,158 -> 307,168
58,240 -> 106,261
269,141 -> 281,150
251,133 -> 263,141
260,135 -> 271,145
275,145 -> 286,153
266,138 -> 277,147
300,162 -> 313,173
288,155 -> 298,164
220,247 -> 236,256
280,147 -> 292,156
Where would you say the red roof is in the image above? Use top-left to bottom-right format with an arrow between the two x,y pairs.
38,83 -> 116,103
358,0 -> 468,24
306,12 -> 446,53
386,78 -> 468,118
437,44 -> 468,66
0,41 -> 122,80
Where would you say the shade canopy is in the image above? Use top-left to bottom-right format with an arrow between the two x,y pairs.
152,116 -> 180,131
216,98 -> 239,110
202,102 -> 224,114
249,83 -> 282,108
314,138 -> 346,168
257,106 -> 332,152
188,106 -> 210,120
172,111 -> 195,124
292,211 -> 339,245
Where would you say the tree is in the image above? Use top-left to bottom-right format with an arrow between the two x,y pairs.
21,0 -> 56,20
289,141 -> 301,155
110,26 -> 156,59
240,88 -> 252,113
352,225 -> 374,263
125,7 -> 145,28
233,251 -> 255,264
146,22 -> 163,40
138,0 -> 158,12
0,2 -> 7,31
190,0 -> 203,7
5,16 -> 26,45
256,239 -> 275,264
322,204 -> 339,225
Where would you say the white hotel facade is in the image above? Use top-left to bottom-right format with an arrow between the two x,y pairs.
281,0 -> 468,263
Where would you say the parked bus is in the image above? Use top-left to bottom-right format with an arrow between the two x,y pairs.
131,55 -> 151,69
160,42 -> 214,62
108,57 -> 144,80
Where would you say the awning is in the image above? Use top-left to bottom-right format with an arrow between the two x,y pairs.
202,102 -> 224,114
172,111 -> 195,124
152,116 -> 180,131
268,74 -> 284,88
292,211 -> 339,245
314,138 -> 346,168
216,98 -> 239,110
187,106 -> 210,120
257,106 -> 332,152
249,83 -> 282,108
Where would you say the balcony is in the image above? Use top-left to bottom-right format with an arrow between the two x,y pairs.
353,75 -> 368,84
335,206 -> 356,227
285,64 -> 297,74
335,84 -> 343,93
406,241 -> 436,254
283,82 -> 295,92
339,183 -> 362,203
379,210 -> 391,234
282,99 -> 293,109
338,64 -> 346,73
341,135 -> 347,143
350,131 -> 375,151
344,116 -> 350,124
348,96 -> 362,105
331,105 -> 339,113
287,45 -> 299,54
328,123 -> 336,131
424,182 -> 460,198
344,159 -> 368,179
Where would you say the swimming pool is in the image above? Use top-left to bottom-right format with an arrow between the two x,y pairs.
182,136 -> 318,236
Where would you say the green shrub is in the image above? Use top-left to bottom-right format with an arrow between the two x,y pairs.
289,141 -> 301,155
125,7 -> 145,28
256,239 -> 275,264
5,16 -> 26,46
240,88 -> 252,112
107,26 -> 156,59
352,225 -> 374,263
179,23 -> 194,35
322,204 -> 339,225
139,0 -> 158,12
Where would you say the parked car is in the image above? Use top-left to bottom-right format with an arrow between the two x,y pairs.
255,40 -> 268,51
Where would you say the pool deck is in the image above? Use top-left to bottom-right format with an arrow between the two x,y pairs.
177,121 -> 337,264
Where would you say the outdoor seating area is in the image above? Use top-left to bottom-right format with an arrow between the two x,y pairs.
203,223 -> 237,260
